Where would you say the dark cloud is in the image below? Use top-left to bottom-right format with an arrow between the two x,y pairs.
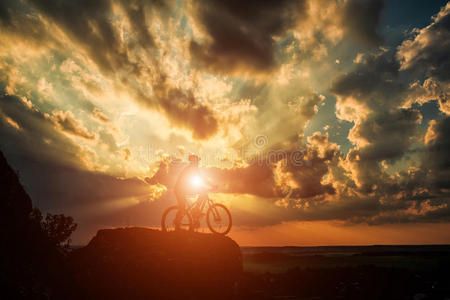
189,0 -> 306,74
141,77 -> 219,140
147,134 -> 337,201
28,0 -> 130,74
274,134 -> 338,199
157,87 -> 218,140
188,0 -> 385,75
406,78 -> 450,115
0,94 -> 84,168
7,155 -> 150,212
331,52 -> 419,188
423,116 -> 450,190
0,0 -> 61,48
1,83 -> 94,143
1,0 -> 158,76
25,0 -> 170,76
0,0 -> 14,26
51,110 -> 95,140
210,162 -> 277,198
331,51 -> 421,195
116,0 -> 168,49
91,108 -> 109,123
397,3 -> 450,115
27,0 -> 167,73
397,3 -> 450,82
327,48 -> 446,223
147,158 -> 278,198
342,0 -> 384,46
323,18 -> 450,225
331,52 -> 405,111
352,108 -> 421,163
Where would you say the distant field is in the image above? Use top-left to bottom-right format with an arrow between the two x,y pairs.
241,245 -> 450,274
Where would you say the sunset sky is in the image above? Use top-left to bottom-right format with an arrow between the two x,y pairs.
1,0 -> 450,245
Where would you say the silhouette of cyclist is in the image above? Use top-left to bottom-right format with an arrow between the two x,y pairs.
173,154 -> 213,229
145,154 -> 214,229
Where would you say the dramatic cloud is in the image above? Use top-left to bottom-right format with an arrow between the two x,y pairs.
92,108 -> 109,123
406,78 -> 450,115
423,116 -> 450,191
28,0 -> 139,74
147,158 -> 277,198
397,3 -> 450,82
0,0 -> 16,26
116,0 -> 168,49
150,78 -> 219,140
189,0 -> 385,75
330,51 -> 420,197
51,110 -> 95,140
331,52 -> 404,112
0,94 -> 93,170
3,0 -> 215,140
189,0 -> 306,74
398,3 -> 450,115
341,0 -> 384,46
147,132 -> 338,202
326,42 -> 450,225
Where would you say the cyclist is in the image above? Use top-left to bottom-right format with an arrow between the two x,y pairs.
174,154 -> 213,229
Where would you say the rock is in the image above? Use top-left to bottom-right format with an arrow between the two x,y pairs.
69,227 -> 243,299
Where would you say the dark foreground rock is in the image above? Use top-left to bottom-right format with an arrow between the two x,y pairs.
69,227 -> 243,299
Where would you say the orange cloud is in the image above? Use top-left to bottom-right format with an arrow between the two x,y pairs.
51,110 -> 95,140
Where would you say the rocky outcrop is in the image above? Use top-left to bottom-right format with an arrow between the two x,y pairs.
70,227 -> 243,299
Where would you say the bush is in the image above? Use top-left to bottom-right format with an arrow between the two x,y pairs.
30,208 -> 77,251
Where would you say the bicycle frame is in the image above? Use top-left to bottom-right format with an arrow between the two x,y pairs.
186,193 -> 214,217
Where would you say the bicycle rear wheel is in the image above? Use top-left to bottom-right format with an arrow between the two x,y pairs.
206,203 -> 232,235
161,206 -> 192,232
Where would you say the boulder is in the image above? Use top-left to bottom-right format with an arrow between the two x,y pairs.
69,227 -> 243,299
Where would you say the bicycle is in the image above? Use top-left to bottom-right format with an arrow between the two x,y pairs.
161,192 -> 232,235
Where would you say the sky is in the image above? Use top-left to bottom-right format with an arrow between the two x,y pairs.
1,0 -> 450,245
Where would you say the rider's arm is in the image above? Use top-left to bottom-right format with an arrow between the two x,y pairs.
201,171 -> 217,190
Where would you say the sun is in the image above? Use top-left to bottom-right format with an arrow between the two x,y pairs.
191,175 -> 204,188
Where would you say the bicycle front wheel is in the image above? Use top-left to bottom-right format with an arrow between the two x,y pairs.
206,203 -> 232,235
161,206 -> 192,232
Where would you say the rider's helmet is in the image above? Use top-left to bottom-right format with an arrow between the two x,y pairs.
188,154 -> 200,163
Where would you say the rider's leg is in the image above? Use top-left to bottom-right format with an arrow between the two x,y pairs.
198,191 -> 207,201
174,190 -> 186,230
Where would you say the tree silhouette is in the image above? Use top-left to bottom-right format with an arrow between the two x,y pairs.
30,208 -> 77,250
